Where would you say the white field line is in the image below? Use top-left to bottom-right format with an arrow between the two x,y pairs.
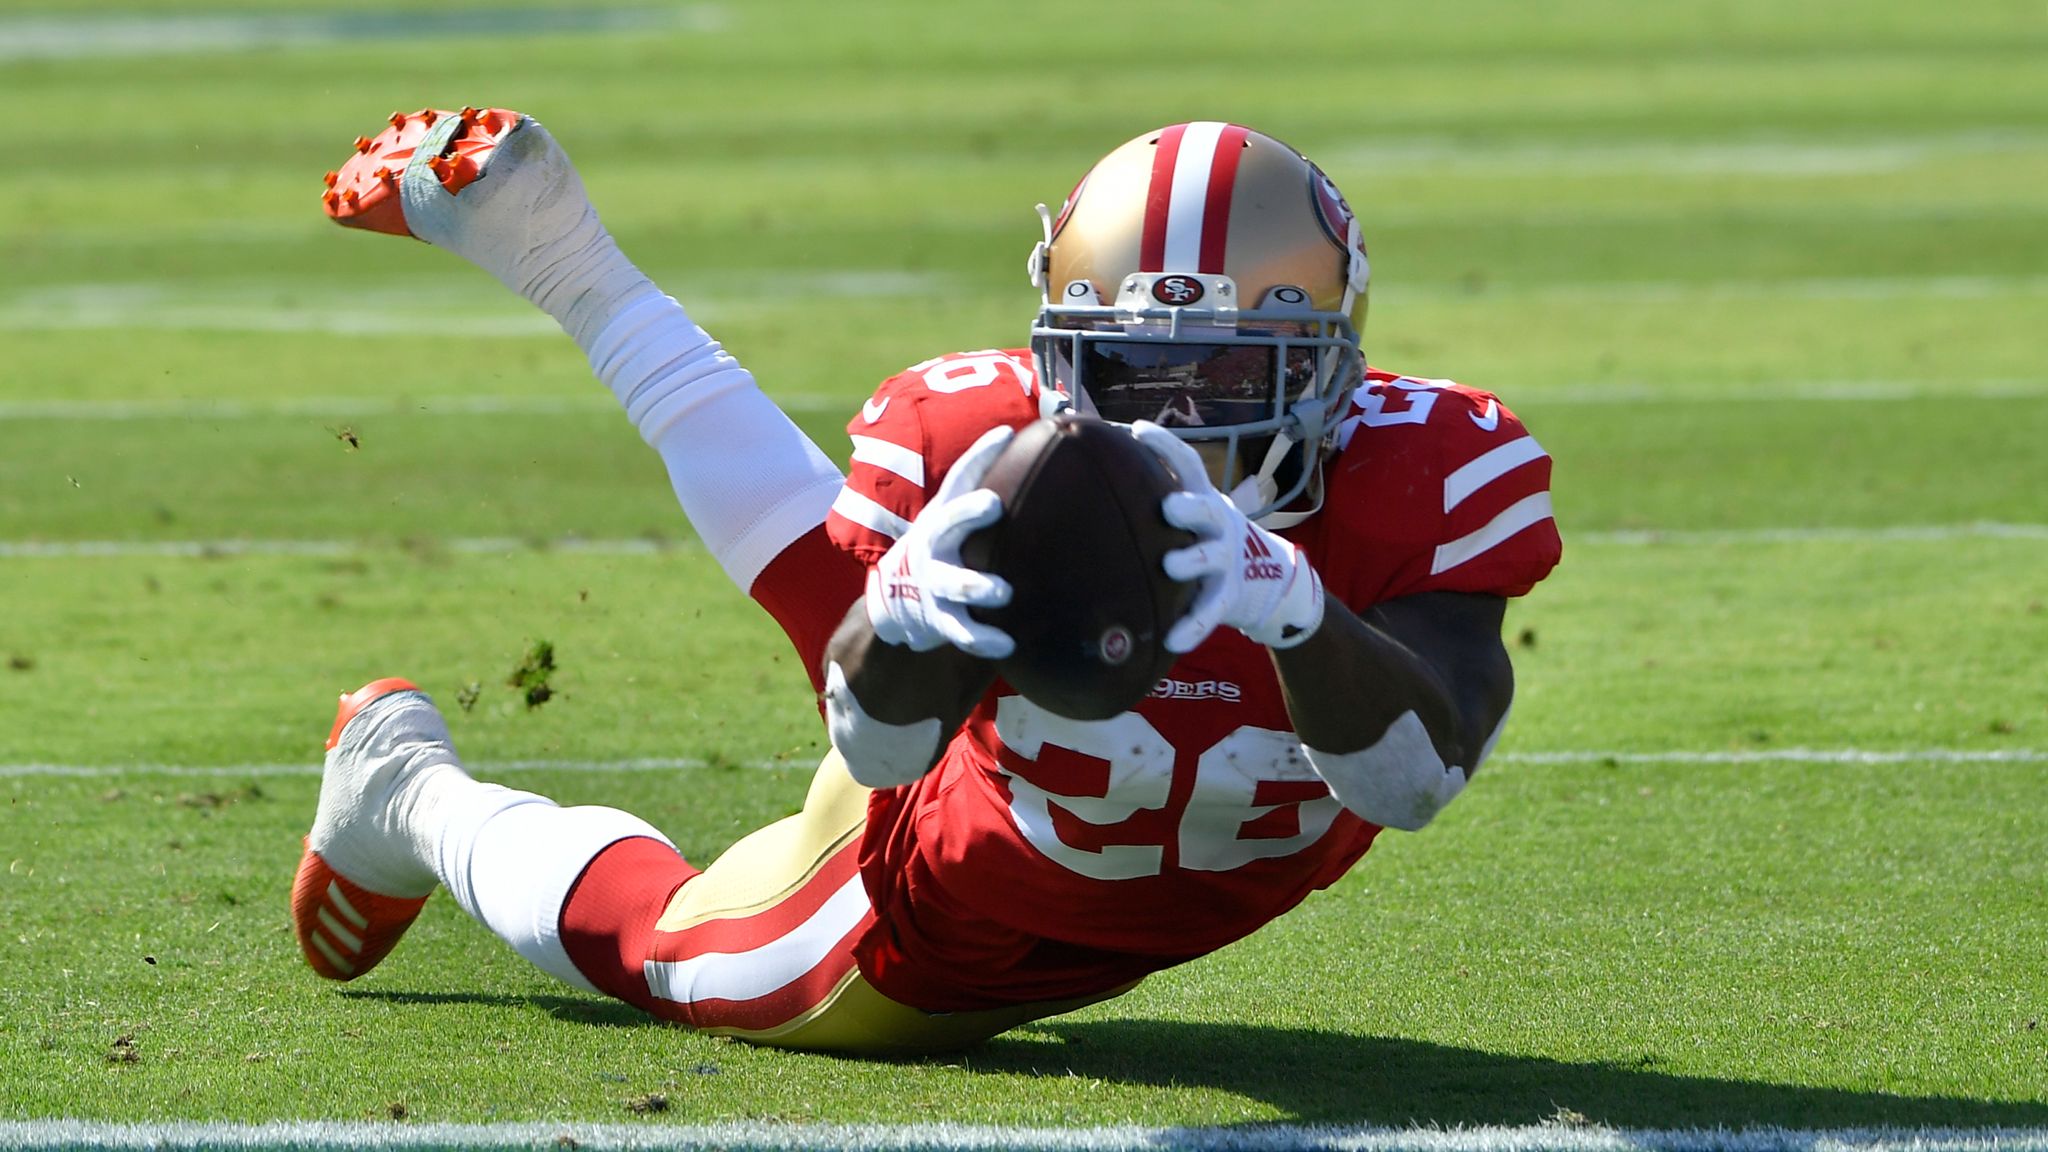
4,748 -> 2039,779
1,1121 -> 2045,1152
0,757 -> 787,779
1394,274 -> 2048,305
1494,748 -> 2048,766
1330,129 -> 2048,176
0,272 -> 945,338
5,522 -> 2047,561
0,536 -> 697,560
1573,522 -> 2048,545
2,378 -> 2044,423
0,271 -> 2041,341
0,393 -> 848,420
0,8 -> 725,62
1528,379 -> 2048,404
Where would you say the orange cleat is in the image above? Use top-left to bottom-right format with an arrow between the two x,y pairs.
321,107 -> 522,237
291,851 -> 430,980
292,677 -> 439,981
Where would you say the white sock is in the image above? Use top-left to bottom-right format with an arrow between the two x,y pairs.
581,292 -> 845,590
401,116 -> 844,589
409,769 -> 673,993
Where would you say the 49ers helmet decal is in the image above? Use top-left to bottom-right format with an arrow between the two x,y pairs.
1027,123 -> 1370,528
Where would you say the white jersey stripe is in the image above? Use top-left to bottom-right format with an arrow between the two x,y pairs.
642,873 -> 869,1005
828,487 -> 911,541
1432,491 -> 1555,575
1443,435 -> 1549,513
848,434 -> 925,487
1162,121 -> 1227,270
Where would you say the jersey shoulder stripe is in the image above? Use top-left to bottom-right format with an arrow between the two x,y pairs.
1431,491 -> 1555,576
826,349 -> 1047,565
1443,434 -> 1549,513
1314,367 -> 1560,602
829,486 -> 911,541
849,434 -> 924,487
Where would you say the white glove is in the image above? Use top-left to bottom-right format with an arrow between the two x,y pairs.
1132,421 -> 1325,654
864,426 -> 1017,659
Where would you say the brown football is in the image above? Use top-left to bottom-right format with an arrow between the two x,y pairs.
959,414 -> 1197,720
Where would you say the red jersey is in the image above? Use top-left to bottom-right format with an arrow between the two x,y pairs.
804,349 -> 1560,1011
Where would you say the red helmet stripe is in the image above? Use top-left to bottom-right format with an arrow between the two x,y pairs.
1198,123 -> 1251,273
1139,124 -> 1187,272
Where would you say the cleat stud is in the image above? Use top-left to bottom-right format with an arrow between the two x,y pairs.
389,111 -> 406,128
353,135 -> 372,153
373,167 -> 394,183
419,109 -> 438,126
341,190 -> 359,207
460,106 -> 479,124
322,190 -> 340,208
323,170 -> 339,188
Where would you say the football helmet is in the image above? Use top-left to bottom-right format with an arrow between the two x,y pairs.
1027,122 -> 1369,527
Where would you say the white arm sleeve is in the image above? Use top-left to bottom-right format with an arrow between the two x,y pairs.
584,291 -> 844,591
821,661 -> 945,789
1303,709 -> 1506,831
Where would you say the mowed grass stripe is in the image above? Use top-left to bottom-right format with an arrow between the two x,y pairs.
4,397 -> 2043,540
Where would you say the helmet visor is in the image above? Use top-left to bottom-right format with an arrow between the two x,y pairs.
1039,334 -> 1320,429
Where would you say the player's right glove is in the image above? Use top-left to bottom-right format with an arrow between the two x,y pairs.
864,426 -> 1017,660
1132,422 -> 1326,654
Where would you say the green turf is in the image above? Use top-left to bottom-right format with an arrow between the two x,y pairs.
2,0 -> 2045,1131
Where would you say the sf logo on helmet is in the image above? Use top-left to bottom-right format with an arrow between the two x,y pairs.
1151,276 -> 1205,306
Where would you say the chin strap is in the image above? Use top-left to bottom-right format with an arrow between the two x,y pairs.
1245,394 -> 1334,531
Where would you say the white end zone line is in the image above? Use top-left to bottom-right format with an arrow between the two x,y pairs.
1,1121 -> 2045,1152
3,748 -> 2040,779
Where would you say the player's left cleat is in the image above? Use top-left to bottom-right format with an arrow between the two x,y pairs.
321,107 -> 523,237
291,678 -> 452,981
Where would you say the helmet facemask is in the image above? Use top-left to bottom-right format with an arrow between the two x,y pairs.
1031,273 -> 1361,528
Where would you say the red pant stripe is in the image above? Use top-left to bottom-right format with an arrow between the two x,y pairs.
647,839 -> 863,964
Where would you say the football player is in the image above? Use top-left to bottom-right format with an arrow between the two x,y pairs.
294,111 -> 1560,1052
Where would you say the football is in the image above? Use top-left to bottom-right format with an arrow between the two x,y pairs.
959,414 -> 1197,720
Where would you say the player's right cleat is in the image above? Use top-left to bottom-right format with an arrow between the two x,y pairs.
291,678 -> 452,981
322,107 -> 522,236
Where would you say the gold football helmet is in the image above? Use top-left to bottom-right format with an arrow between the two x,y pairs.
1027,122 -> 1370,527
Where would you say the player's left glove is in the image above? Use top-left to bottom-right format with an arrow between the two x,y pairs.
1133,421 -> 1325,654
864,426 -> 1017,659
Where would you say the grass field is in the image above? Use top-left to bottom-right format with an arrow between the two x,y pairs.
1,0 -> 2045,1143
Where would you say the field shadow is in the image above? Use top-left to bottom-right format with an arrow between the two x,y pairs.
968,1019 -> 2048,1129
335,990 -> 2046,1127
338,987 -> 654,1029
